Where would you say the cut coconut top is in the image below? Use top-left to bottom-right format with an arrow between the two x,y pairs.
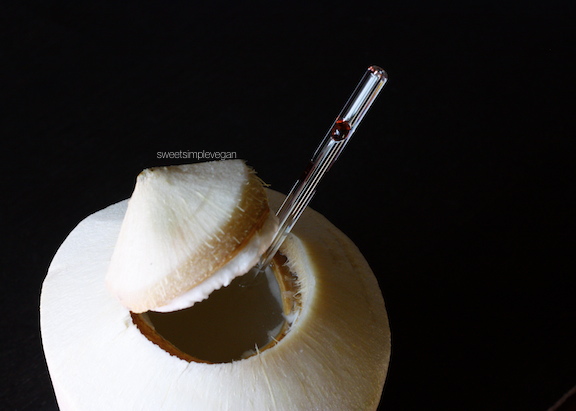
106,160 -> 278,313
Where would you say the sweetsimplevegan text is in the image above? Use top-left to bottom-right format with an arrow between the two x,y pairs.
157,151 -> 237,160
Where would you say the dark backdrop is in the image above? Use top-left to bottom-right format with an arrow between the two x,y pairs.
2,1 -> 575,410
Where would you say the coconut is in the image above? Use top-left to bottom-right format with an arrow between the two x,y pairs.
40,163 -> 390,410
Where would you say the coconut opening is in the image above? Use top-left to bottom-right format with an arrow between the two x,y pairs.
132,254 -> 300,364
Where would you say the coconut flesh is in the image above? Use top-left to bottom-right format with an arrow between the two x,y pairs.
40,160 -> 391,410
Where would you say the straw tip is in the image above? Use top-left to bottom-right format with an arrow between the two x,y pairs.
368,65 -> 388,81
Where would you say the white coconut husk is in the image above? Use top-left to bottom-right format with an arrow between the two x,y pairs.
105,160 -> 278,313
40,189 -> 390,410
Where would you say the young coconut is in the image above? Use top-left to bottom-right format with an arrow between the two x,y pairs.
40,169 -> 390,410
41,66 -> 390,410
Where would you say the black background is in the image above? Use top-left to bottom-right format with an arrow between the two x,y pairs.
2,1 -> 575,410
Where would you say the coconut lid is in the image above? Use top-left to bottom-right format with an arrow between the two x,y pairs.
105,160 -> 278,313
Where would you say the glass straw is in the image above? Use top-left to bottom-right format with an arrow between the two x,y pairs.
258,65 -> 388,270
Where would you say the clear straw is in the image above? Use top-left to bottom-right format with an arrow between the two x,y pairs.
257,65 -> 388,269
